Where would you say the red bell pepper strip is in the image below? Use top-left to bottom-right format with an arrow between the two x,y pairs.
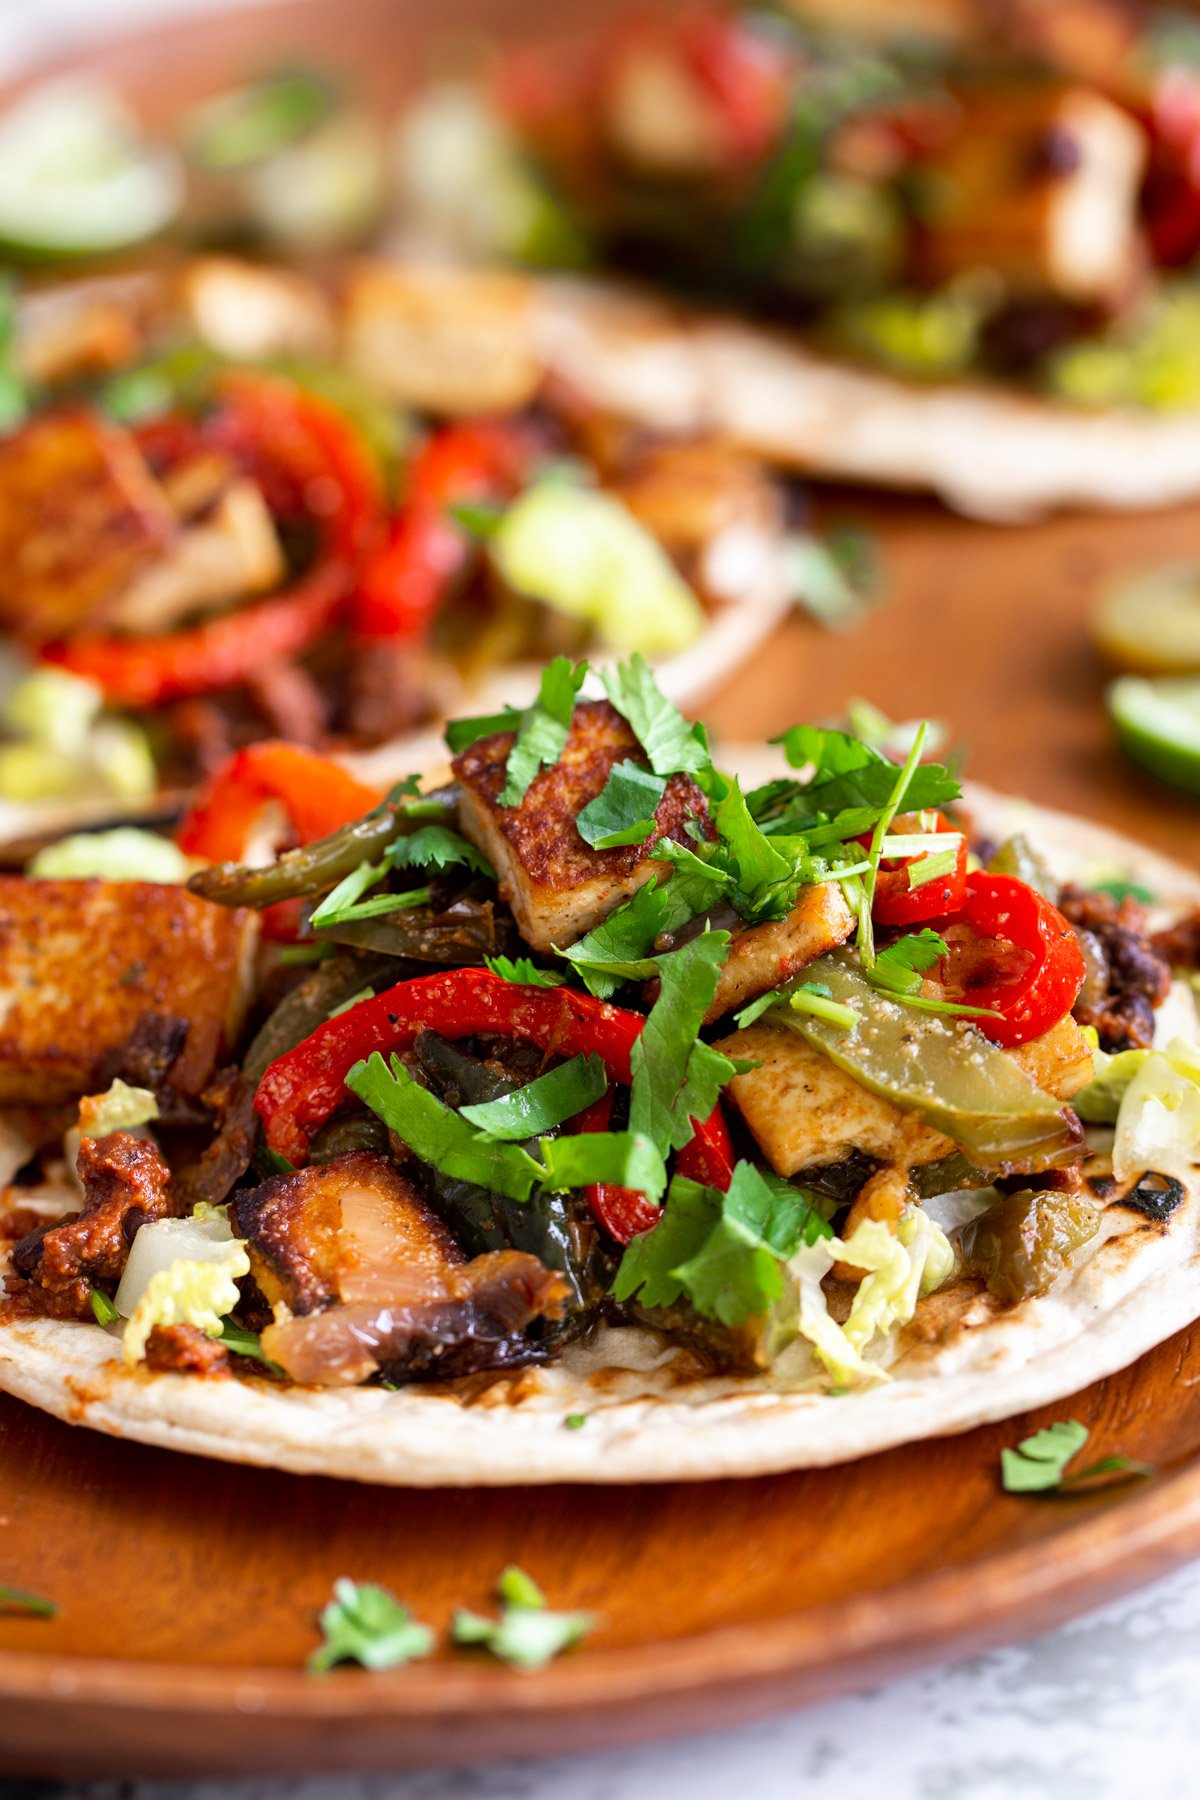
255,968 -> 733,1196
42,559 -> 351,709
208,372 -> 387,566
936,873 -> 1086,1050
354,420 -> 532,641
675,1107 -> 735,1192
573,1093 -> 661,1243
177,741 -> 384,863
862,811 -> 968,928
678,9 -> 791,163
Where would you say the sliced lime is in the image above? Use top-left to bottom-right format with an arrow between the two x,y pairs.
1093,562 -> 1200,674
1108,674 -> 1200,796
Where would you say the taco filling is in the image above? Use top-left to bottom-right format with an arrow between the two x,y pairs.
3,655 -> 1198,1409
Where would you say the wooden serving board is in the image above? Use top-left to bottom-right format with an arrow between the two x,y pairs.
2,0 -> 1200,1778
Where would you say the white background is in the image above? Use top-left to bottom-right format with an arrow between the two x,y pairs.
3,2 -> 1199,1793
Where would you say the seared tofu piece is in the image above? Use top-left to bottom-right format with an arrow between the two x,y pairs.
105,479 -> 285,633
706,885 -> 855,1024
343,263 -> 542,416
1009,1012 -> 1095,1100
0,411 -> 177,640
236,1150 -> 570,1386
0,880 -> 255,1105
609,437 -> 785,560
920,84 -> 1146,305
178,256 -> 335,361
712,1018 -> 953,1179
453,699 -> 712,951
235,1151 -> 463,1317
15,271 -> 164,387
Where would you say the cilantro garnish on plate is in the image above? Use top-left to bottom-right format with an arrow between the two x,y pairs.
308,1579 -> 434,1674
1000,1421 -> 1155,1495
452,1566 -> 593,1671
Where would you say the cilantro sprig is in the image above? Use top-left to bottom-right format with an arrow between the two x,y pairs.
576,760 -> 667,849
600,654 -> 710,776
499,657 -> 588,806
460,1054 -> 607,1140
452,1566 -> 593,1671
0,1584 -> 57,1619
308,1579 -> 434,1673
614,1164 -> 833,1326
1000,1421 -> 1155,1495
484,955 -> 567,988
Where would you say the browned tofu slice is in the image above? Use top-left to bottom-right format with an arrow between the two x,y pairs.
0,410 -> 177,640
453,698 -> 711,951
105,479 -> 285,633
706,884 -> 855,1024
1008,1012 -> 1095,1100
712,1017 -> 953,1179
920,84 -> 1146,305
343,263 -> 542,416
0,880 -> 256,1104
178,256 -> 336,362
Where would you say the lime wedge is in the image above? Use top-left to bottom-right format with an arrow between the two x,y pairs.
1108,674 -> 1200,795
1093,562 -> 1200,674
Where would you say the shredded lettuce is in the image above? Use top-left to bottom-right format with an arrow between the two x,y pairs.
789,1205 -> 957,1387
493,480 -> 705,656
0,671 -> 155,806
1112,1038 -> 1200,1182
114,1211 -> 250,1366
1073,1045 -> 1146,1125
29,829 -> 192,884
78,1079 -> 159,1140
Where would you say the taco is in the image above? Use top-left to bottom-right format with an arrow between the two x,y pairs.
382,0 -> 1200,518
0,257 -> 820,850
1,659 -> 1198,1483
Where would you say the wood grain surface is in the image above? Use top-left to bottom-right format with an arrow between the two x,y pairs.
2,0 -> 1200,1779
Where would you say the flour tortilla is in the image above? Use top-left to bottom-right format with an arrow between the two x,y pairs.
530,277 -> 1200,524
1,777 -> 1198,1486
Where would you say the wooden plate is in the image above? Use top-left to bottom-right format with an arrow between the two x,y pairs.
4,0 -> 1200,1778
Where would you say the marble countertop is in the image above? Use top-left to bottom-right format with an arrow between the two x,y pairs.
1,2 -> 1198,1793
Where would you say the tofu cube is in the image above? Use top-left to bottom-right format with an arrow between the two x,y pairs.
706,884 -> 855,1024
0,879 -> 256,1104
920,84 -> 1146,304
453,698 -> 711,951
343,263 -> 542,416
711,1017 -> 951,1178
0,410 -> 176,640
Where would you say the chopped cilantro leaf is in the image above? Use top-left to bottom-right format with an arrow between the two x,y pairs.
484,956 -> 567,988
218,1320 -> 284,1373
600,653 -> 710,775
773,723 -> 882,778
450,499 -> 505,538
310,862 -> 432,929
347,1054 -> 542,1201
386,825 -> 494,878
710,775 -> 796,919
444,706 -> 523,754
499,657 -> 588,807
558,864 -> 728,998
460,1054 -> 607,1140
870,929 -> 948,996
1093,878 -> 1155,904
807,758 -> 960,819
537,1130 -> 666,1195
308,1579 -> 434,1674
452,1568 -> 593,1671
90,1288 -> 119,1326
0,1585 -> 57,1618
1000,1420 -> 1155,1494
613,1164 -> 832,1325
629,933 -> 737,1171
907,846 -> 959,890
575,759 -> 667,849
564,1413 -> 588,1430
